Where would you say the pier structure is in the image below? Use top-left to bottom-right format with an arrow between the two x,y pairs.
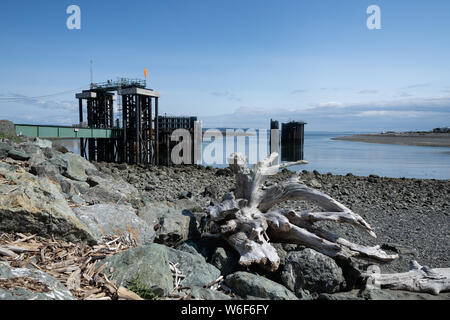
76,79 -> 161,165
119,87 -> 160,165
75,78 -> 200,166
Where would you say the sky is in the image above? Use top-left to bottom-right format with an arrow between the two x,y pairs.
0,0 -> 449,131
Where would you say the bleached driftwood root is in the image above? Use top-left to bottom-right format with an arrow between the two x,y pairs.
363,261 -> 450,295
206,152 -> 398,272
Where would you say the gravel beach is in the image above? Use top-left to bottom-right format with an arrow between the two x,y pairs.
1,135 -> 449,300
95,162 -> 450,274
332,133 -> 450,148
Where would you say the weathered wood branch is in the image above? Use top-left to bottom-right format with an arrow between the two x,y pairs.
206,152 -> 398,272
363,261 -> 450,295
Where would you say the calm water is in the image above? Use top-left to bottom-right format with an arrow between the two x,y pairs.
59,131 -> 450,180
289,132 -> 450,180
201,131 -> 450,180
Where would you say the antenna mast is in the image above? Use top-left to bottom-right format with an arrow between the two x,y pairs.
90,59 -> 93,87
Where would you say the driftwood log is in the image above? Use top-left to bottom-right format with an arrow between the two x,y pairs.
206,152 -> 399,272
363,261 -> 450,295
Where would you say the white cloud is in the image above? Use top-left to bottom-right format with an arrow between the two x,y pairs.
211,91 -> 241,102
355,110 -> 438,118
201,95 -> 450,131
358,89 -> 379,94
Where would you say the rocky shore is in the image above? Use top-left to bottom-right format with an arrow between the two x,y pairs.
332,132 -> 450,148
0,132 -> 449,300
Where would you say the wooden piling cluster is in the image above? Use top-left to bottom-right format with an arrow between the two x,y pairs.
157,116 -> 198,165
281,121 -> 306,161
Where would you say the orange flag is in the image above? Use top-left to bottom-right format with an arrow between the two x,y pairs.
144,68 -> 148,78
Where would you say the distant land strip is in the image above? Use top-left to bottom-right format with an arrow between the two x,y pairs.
331,133 -> 450,148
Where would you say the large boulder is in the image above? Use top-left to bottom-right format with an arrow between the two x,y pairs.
43,153 -> 97,182
318,290 -> 364,300
224,272 -> 297,300
73,204 -> 155,245
0,142 -> 12,158
63,153 -> 96,182
102,243 -> 221,298
11,138 -> 53,165
0,120 -> 16,138
7,148 -> 30,161
358,288 -> 450,300
0,263 -> 75,300
101,244 -> 174,297
319,288 -> 450,300
165,246 -> 221,288
281,249 -> 346,295
187,286 -> 232,300
138,202 -> 194,246
82,175 -> 142,208
0,163 -> 96,244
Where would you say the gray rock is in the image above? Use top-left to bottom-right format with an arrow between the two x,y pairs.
309,179 -> 322,188
83,176 -> 142,208
173,198 -> 205,213
42,147 -> 56,159
73,204 -> 155,245
102,244 -> 173,297
25,137 -> 52,149
176,241 -> 202,257
30,163 -> 59,180
0,163 -> 96,244
55,175 -> 79,196
224,272 -> 298,300
69,194 -> 86,205
178,191 -> 193,200
0,142 -> 12,158
201,184 -> 221,201
138,202 -> 193,246
358,288 -> 450,300
158,212 -> 192,246
0,120 -> 16,138
318,290 -> 363,300
20,144 -> 46,164
51,174 -> 89,197
187,286 -> 232,300
0,263 -> 75,300
281,249 -> 345,294
63,153 -> 95,181
70,180 -> 91,194
7,149 -> 30,161
43,153 -> 97,183
210,247 -> 239,276
165,246 -> 221,287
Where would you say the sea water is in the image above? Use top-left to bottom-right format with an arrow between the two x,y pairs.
58,131 -> 450,180
200,131 -> 450,180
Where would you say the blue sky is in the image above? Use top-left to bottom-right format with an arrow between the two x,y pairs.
0,0 -> 449,131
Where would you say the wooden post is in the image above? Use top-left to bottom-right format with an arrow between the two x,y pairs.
79,99 -> 85,158
155,97 -> 159,165
193,121 -> 202,165
270,119 -> 280,163
136,95 -> 141,165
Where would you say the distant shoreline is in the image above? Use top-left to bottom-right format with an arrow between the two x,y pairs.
331,132 -> 450,148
